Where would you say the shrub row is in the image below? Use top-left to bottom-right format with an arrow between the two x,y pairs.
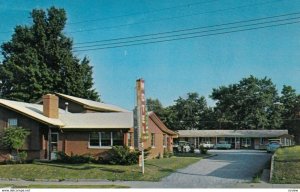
56,146 -> 141,165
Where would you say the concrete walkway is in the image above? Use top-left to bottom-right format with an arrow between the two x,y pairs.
1,150 -> 298,188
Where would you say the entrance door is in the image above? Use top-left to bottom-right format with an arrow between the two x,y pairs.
50,132 -> 58,160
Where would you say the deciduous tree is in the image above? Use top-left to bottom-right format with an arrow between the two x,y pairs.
210,75 -> 282,129
0,7 -> 99,102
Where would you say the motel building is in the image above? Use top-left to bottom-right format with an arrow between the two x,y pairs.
176,129 -> 294,150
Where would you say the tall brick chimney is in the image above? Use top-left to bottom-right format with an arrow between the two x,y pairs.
43,94 -> 59,119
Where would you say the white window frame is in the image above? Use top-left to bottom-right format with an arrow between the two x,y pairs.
127,132 -> 133,147
242,138 -> 251,147
88,132 -> 100,148
163,134 -> 167,147
259,138 -> 265,145
151,133 -> 155,148
7,118 -> 18,127
88,131 -> 123,149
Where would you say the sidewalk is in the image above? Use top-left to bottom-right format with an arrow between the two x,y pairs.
1,179 -> 300,189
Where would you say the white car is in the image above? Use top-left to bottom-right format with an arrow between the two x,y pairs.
174,141 -> 191,152
201,142 -> 215,149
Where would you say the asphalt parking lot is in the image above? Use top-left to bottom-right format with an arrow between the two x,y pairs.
157,150 -> 272,188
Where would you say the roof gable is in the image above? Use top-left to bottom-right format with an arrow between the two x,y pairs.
0,99 -> 64,127
0,98 -> 133,129
55,93 -> 129,112
148,111 -> 178,136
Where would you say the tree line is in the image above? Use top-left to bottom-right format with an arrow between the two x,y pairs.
147,75 -> 300,133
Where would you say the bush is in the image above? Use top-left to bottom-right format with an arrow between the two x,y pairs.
2,127 -> 30,161
144,147 -> 152,159
109,146 -> 139,165
200,145 -> 208,154
190,146 -> 195,153
56,152 -> 93,164
18,151 -> 27,162
163,149 -> 173,158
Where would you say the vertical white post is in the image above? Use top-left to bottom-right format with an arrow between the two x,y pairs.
141,142 -> 145,174
235,137 -> 236,150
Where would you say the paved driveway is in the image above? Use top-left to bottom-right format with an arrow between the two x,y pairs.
155,150 -> 272,188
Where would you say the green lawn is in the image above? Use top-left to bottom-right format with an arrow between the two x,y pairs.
272,145 -> 300,184
0,156 -> 202,182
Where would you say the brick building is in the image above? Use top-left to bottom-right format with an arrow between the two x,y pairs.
176,129 -> 294,149
0,93 -> 134,161
144,112 -> 178,158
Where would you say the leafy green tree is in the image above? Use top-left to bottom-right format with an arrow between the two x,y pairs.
0,7 -> 99,102
210,75 -> 282,129
2,127 -> 30,156
280,85 -> 300,120
146,98 -> 165,118
280,85 -> 300,137
169,92 -> 210,130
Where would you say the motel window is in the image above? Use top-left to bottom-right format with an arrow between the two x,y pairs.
100,132 -> 112,146
8,118 -> 18,127
163,134 -> 167,147
89,131 -> 124,148
89,132 -> 100,147
260,138 -> 265,145
113,132 -> 123,146
242,138 -> 251,147
151,133 -> 155,147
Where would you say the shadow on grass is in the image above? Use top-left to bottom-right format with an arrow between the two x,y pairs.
98,167 -> 125,173
35,162 -> 126,173
146,162 -> 205,176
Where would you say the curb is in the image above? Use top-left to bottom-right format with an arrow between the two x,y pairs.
269,154 -> 275,182
203,154 -> 217,159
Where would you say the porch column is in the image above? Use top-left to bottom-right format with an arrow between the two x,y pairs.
123,132 -> 128,146
215,137 -> 218,144
235,137 -> 236,150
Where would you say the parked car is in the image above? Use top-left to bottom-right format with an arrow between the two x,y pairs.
174,141 -> 191,153
215,141 -> 231,149
201,142 -> 215,149
266,142 -> 281,153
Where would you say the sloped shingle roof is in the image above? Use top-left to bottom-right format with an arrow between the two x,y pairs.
177,129 -> 289,138
148,111 -> 178,136
56,93 -> 129,112
0,99 -> 64,127
0,98 -> 133,129
60,112 -> 133,129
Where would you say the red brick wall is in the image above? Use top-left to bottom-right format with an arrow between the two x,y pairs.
62,130 -> 130,159
143,117 -> 171,159
0,106 -> 44,161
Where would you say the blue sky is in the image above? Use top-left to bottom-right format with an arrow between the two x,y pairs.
1,0 -> 300,110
